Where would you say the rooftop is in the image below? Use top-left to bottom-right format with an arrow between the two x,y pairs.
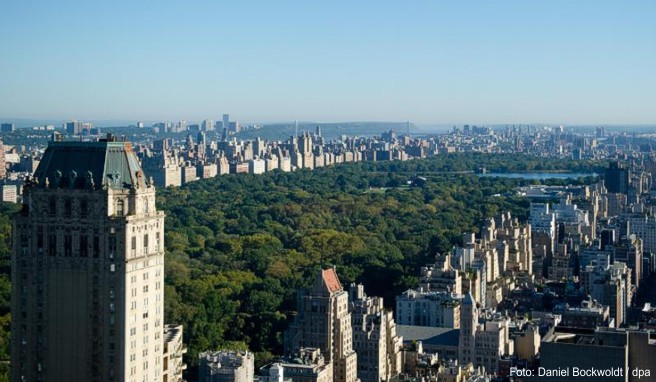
322,268 -> 342,293
200,350 -> 252,369
163,325 -> 183,343
32,139 -> 147,190
397,325 -> 460,348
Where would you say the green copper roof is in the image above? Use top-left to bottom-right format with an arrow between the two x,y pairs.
33,141 -> 147,190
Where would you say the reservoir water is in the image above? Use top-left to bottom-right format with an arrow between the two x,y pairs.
478,172 -> 597,180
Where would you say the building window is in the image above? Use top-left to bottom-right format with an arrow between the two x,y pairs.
80,236 -> 88,257
37,232 -> 44,252
64,235 -> 72,257
93,236 -> 100,258
20,235 -> 29,255
109,236 -> 117,258
49,197 -> 57,217
64,199 -> 72,218
116,199 -> 125,216
80,200 -> 88,218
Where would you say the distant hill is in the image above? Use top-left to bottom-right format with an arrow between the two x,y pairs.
0,118 -> 65,128
235,121 -> 418,141
0,118 -> 145,129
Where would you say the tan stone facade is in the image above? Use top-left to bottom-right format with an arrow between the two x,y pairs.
11,140 -> 184,382
349,284 -> 402,382
286,269 -> 358,382
163,325 -> 187,382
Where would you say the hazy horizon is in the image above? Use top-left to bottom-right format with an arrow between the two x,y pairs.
3,117 -> 656,132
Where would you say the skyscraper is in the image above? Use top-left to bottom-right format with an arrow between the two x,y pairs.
349,284 -> 402,382
11,136 -> 182,381
65,120 -> 93,135
605,161 -> 630,195
285,268 -> 358,382
223,114 -> 230,132
1,123 -> 15,132
458,293 -> 477,366
201,119 -> 214,132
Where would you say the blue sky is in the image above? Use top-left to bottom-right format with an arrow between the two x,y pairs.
0,0 -> 654,125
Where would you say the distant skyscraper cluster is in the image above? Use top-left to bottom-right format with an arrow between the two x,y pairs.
64,120 -> 95,135
138,128 -> 411,188
1,123 -> 15,133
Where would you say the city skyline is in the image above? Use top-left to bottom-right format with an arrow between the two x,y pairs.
1,0 -> 655,125
5,109 -> 656,380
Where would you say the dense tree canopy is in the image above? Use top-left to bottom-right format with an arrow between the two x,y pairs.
0,203 -> 20,381
155,153 -> 599,372
0,153 -> 600,379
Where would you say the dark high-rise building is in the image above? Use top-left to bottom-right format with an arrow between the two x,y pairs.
601,229 -> 617,250
1,123 -> 15,132
65,120 -> 93,135
605,161 -> 629,195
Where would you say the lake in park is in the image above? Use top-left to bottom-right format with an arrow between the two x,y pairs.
478,172 -> 598,180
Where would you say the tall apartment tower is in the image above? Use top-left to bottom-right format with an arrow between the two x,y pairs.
11,138 -> 170,382
458,293 -> 478,366
285,268 -> 358,382
605,161 -> 630,195
349,283 -> 402,382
